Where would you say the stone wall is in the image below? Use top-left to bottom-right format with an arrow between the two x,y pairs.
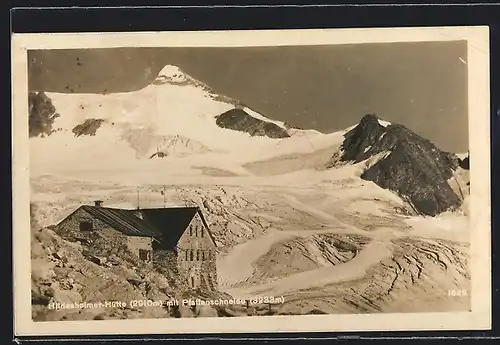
54,207 -> 217,291
153,249 -> 179,289
127,236 -> 153,264
55,207 -> 124,243
175,212 -> 218,291
55,207 -> 152,263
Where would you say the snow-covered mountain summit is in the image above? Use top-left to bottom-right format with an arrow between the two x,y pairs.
151,65 -> 217,93
28,64 -> 333,175
152,65 -> 192,85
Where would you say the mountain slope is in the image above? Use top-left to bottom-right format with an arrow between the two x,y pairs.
28,66 -> 467,219
29,64 -> 336,176
327,114 -> 462,216
29,64 -> 293,144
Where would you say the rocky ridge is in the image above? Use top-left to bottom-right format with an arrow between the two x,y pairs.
72,119 -> 105,137
216,108 -> 291,139
327,114 -> 463,216
28,92 -> 61,138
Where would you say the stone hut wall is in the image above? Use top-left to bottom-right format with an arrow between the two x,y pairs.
175,213 -> 218,291
54,207 -> 152,264
153,249 -> 179,289
127,236 -> 153,263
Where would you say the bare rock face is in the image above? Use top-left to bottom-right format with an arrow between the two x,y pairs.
459,153 -> 470,170
72,119 -> 105,137
215,108 -> 290,139
28,92 -> 60,138
329,114 -> 462,216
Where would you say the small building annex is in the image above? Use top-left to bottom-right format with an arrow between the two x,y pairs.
54,200 -> 218,290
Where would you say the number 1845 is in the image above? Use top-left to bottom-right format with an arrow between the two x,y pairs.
448,289 -> 468,297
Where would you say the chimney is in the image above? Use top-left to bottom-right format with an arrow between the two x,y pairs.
94,200 -> 103,207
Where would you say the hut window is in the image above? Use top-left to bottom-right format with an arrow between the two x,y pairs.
139,249 -> 151,262
79,221 -> 93,231
185,250 -> 188,261
195,227 -> 198,237
201,228 -> 204,237
196,250 -> 200,261
190,250 -> 194,261
202,251 -> 206,261
189,227 -> 193,236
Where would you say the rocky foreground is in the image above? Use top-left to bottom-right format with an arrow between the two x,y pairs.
30,199 -> 238,321
30,177 -> 470,320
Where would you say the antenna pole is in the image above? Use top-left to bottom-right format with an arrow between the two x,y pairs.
137,187 -> 140,210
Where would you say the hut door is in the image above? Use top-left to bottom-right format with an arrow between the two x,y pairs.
189,269 -> 196,288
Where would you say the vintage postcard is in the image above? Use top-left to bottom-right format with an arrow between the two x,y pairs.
12,26 -> 491,336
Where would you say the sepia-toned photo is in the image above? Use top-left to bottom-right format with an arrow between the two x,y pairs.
12,27 -> 491,336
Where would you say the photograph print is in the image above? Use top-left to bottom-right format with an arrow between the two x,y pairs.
12,27 -> 491,335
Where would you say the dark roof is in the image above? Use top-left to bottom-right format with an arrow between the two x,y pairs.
81,205 -> 158,238
139,207 -> 201,248
78,205 -> 216,248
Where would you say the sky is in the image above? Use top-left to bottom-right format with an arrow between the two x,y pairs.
28,41 -> 468,153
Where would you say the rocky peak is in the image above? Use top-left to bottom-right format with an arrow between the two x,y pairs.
28,92 -> 61,138
459,152 -> 470,170
341,113 -> 387,162
329,114 -> 462,216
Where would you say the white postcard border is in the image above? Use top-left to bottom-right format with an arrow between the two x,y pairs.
12,26 -> 491,336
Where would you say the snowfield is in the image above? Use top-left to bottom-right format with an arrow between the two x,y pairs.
31,64 -> 341,179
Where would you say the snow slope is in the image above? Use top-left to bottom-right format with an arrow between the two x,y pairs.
30,64 -> 342,178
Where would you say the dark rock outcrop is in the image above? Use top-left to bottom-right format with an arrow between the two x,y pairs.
28,92 -> 60,137
215,108 -> 290,139
72,119 -> 105,137
329,114 -> 462,216
459,153 -> 470,170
